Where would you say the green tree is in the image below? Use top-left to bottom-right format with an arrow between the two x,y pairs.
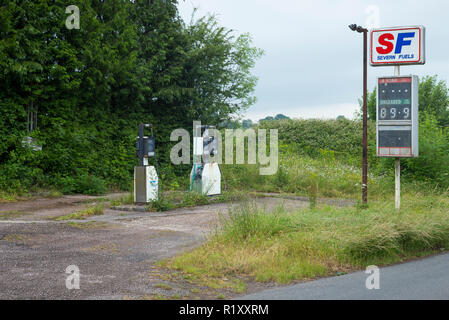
179,15 -> 263,123
403,114 -> 449,188
259,114 -> 290,122
274,114 -> 290,120
367,87 -> 377,121
0,0 -> 263,194
259,116 -> 274,122
419,76 -> 449,127
242,119 -> 253,128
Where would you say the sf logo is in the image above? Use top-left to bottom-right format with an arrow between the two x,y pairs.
376,32 -> 415,54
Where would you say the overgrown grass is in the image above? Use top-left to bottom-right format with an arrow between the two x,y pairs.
165,192 -> 449,285
110,193 -> 134,206
222,154 -> 394,200
222,151 -> 448,201
220,117 -> 448,199
0,211 -> 27,220
145,191 -> 211,212
67,221 -> 114,229
0,189 -> 63,203
55,203 -> 104,220
145,190 -> 248,212
146,196 -> 178,212
0,192 -> 19,202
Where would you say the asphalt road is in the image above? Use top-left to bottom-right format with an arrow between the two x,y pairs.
239,253 -> 449,300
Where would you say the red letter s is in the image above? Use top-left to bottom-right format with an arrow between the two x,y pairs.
376,33 -> 394,54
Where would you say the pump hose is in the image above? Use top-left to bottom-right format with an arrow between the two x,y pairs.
189,163 -> 197,192
189,133 -> 197,191
152,142 -> 162,198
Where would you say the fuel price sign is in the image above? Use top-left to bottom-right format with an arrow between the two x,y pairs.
377,75 -> 419,158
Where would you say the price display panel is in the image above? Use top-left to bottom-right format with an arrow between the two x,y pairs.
377,76 -> 419,158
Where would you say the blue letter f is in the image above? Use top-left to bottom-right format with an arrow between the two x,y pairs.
395,32 -> 415,54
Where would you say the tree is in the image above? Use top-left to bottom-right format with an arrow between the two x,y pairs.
274,114 -> 290,120
419,76 -> 449,127
259,116 -> 274,122
0,0 -> 263,193
242,119 -> 253,128
259,114 -> 290,122
179,15 -> 264,124
367,88 -> 377,121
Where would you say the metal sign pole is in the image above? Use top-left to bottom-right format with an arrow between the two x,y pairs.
371,25 -> 424,211
362,30 -> 368,205
394,65 -> 401,210
395,158 -> 400,210
348,24 -> 369,207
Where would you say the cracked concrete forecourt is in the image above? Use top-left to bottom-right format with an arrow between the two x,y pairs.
0,193 -> 313,299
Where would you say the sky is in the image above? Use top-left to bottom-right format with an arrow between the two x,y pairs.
177,0 -> 449,122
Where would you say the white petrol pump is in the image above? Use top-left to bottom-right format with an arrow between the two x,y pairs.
190,125 -> 221,196
134,123 -> 159,204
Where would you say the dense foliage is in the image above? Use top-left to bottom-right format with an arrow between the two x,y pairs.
258,114 -> 449,189
0,1 -> 446,196
0,0 -> 262,194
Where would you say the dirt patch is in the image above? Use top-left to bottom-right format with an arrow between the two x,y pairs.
82,243 -> 120,254
0,211 -> 30,220
0,193 -> 127,221
0,194 -> 344,299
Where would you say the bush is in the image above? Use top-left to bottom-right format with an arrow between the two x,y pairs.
146,196 -> 176,212
58,174 -> 108,195
403,115 -> 449,188
260,118 -> 376,159
232,118 -> 448,193
0,141 -> 45,193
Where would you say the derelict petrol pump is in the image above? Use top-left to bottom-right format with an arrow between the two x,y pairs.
190,125 -> 221,196
134,124 -> 159,204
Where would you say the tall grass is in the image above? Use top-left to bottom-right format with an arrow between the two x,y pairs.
222,153 -> 394,199
144,190 -> 247,212
220,117 -> 448,198
55,203 -> 104,220
167,192 -> 449,284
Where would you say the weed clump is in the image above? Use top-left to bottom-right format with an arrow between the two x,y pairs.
55,203 -> 104,220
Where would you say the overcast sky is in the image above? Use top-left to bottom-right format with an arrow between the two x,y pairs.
178,0 -> 449,121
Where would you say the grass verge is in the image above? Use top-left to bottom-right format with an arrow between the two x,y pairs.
164,191 -> 449,286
